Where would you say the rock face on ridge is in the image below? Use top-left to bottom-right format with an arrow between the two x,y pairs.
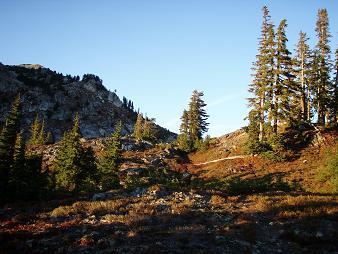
0,63 -> 175,142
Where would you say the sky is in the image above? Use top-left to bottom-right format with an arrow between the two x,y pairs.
1,0 -> 337,137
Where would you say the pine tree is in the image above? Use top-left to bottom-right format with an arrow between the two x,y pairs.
248,6 -> 275,141
266,21 -> 276,128
176,133 -> 191,152
143,117 -> 157,141
38,119 -> 46,145
122,97 -> 128,107
274,19 -> 296,127
8,132 -> 27,199
179,110 -> 189,135
28,115 -> 41,146
294,31 -> 311,122
97,122 -> 122,190
245,109 -> 263,153
188,90 -> 209,142
177,109 -> 192,151
315,9 -> 332,126
332,49 -> 338,125
28,115 -> 49,146
53,114 -> 97,192
133,113 -> 144,141
0,95 -> 21,202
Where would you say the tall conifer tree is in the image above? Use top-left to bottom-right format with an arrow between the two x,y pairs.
97,122 -> 122,190
142,117 -> 157,141
177,109 -> 192,152
54,114 -> 97,192
0,95 -> 21,202
294,31 -> 311,122
248,6 -> 275,141
188,90 -> 209,141
179,110 -> 190,135
133,113 -> 144,141
28,115 -> 49,146
274,19 -> 296,127
9,132 -> 27,198
332,49 -> 338,125
315,9 -> 332,126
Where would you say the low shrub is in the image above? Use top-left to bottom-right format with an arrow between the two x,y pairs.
50,205 -> 74,217
51,199 -> 130,217
245,133 -> 291,162
244,139 -> 271,155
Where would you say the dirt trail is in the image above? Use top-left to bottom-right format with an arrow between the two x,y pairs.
193,155 -> 249,166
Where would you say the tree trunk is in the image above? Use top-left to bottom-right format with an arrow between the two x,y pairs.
335,69 -> 338,124
317,85 -> 325,126
273,98 -> 278,134
307,89 -> 311,121
259,97 -> 264,142
300,58 -> 307,121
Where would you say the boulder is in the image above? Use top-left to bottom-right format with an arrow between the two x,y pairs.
92,192 -> 113,201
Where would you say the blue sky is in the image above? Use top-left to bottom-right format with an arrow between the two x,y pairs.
1,0 -> 337,137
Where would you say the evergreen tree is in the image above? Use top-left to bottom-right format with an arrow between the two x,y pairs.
133,113 -> 144,141
188,90 -> 209,141
8,132 -> 27,199
197,134 -> 211,151
274,19 -> 296,127
294,31 -> 311,122
38,119 -> 46,144
127,100 -> 132,110
97,122 -> 122,190
332,49 -> 338,125
53,114 -> 97,192
266,21 -> 276,128
28,115 -> 41,146
25,153 -> 44,199
177,91 -> 209,151
179,110 -> 190,135
176,133 -> 191,152
248,6 -> 275,141
28,115 -> 49,146
142,117 -> 157,141
0,95 -> 21,202
315,9 -> 332,126
245,109 -> 264,153
122,97 -> 128,107
309,50 -> 321,122
177,109 -> 192,151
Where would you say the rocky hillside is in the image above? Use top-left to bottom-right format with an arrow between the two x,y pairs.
1,129 -> 337,253
0,63 -> 175,142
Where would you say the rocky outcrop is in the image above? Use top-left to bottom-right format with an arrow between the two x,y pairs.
27,136 -> 172,173
0,63 -> 176,142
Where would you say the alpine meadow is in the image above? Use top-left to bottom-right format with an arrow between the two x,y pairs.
0,1 -> 337,253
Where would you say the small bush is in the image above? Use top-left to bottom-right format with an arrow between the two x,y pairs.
176,134 -> 192,153
124,174 -> 148,190
50,205 -> 74,217
261,151 -> 286,162
195,135 -> 211,152
244,140 -> 271,155
157,142 -> 174,150
51,199 -> 130,217
245,133 -> 290,162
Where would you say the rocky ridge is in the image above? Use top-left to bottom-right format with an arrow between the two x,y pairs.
0,63 -> 175,142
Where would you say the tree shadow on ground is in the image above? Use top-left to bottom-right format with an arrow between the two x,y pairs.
192,172 -> 297,195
